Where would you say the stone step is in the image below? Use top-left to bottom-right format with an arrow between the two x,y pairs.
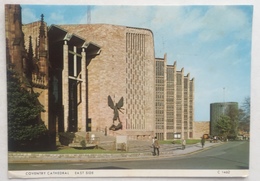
68,131 -> 183,152
76,131 -> 116,142
69,143 -> 96,149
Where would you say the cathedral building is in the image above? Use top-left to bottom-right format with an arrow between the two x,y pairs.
5,5 -> 49,128
5,4 -> 194,142
48,24 -> 156,139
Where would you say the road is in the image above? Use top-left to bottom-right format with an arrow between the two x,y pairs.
9,141 -> 249,170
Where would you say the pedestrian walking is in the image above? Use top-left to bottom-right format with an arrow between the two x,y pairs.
153,137 -> 160,156
182,139 -> 186,150
152,137 -> 155,155
201,137 -> 205,148
213,136 -> 217,143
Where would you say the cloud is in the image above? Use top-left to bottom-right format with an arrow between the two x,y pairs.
150,6 -> 206,38
20,5 -> 252,121
150,6 -> 252,43
198,6 -> 252,42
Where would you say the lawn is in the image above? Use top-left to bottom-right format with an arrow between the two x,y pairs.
9,147 -> 121,154
159,139 -> 201,145
9,140 -> 201,154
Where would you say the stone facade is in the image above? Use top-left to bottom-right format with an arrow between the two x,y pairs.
193,121 -> 210,139
47,25 -> 101,133
5,5 -> 49,128
22,18 -> 49,128
5,5 -> 26,76
155,55 -> 194,140
59,24 -> 155,139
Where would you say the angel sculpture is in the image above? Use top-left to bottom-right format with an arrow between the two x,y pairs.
108,95 -> 124,131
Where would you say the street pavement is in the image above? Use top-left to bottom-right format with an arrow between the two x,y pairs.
8,141 -> 225,163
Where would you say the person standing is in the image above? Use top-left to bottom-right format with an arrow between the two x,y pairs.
201,137 -> 206,148
182,139 -> 186,150
153,137 -> 160,156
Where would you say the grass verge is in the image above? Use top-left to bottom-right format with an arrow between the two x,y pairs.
159,139 -> 201,145
9,147 -> 124,154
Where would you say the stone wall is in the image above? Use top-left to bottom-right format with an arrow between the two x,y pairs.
193,121 -> 210,139
5,5 -> 25,74
22,21 -> 48,54
60,24 -> 155,138
6,5 -> 49,128
22,20 -> 49,128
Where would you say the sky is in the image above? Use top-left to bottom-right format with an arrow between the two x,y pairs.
20,5 -> 253,122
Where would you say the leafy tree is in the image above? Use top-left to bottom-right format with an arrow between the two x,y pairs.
7,68 -> 49,151
216,115 -> 232,140
225,104 -> 239,138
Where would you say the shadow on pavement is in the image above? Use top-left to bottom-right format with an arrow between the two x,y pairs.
91,166 -> 127,169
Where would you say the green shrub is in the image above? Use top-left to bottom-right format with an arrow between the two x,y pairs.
80,140 -> 86,148
58,132 -> 75,146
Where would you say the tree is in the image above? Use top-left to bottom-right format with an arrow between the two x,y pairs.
242,96 -> 250,116
225,104 -> 239,139
216,115 -> 232,140
238,96 -> 250,133
7,68 -> 49,151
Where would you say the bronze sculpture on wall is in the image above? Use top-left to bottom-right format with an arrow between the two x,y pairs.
108,95 -> 124,131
